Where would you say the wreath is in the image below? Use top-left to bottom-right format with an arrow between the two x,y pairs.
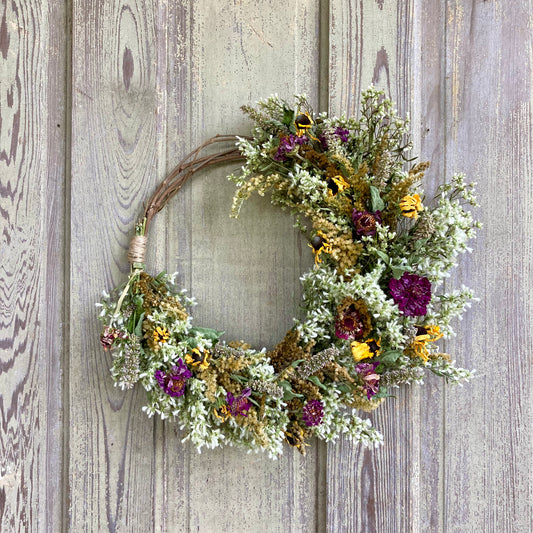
97,87 -> 480,457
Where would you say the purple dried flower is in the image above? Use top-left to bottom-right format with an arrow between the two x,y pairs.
334,127 -> 350,142
334,298 -> 371,341
154,358 -> 192,397
227,387 -> 252,417
302,399 -> 324,427
273,134 -> 308,161
389,272 -> 432,317
352,210 -> 382,237
355,361 -> 381,399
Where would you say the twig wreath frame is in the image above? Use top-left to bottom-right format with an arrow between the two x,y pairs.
97,88 -> 480,458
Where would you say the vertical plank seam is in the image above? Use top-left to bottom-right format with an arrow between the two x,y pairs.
442,1 -> 449,532
320,0 -> 330,530
62,0 -> 74,531
186,2 -> 194,531
319,0 -> 330,113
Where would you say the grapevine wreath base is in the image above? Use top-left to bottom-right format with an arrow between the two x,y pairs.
98,88 -> 480,458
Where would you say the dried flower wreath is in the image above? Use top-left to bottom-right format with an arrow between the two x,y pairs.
97,87 -> 480,457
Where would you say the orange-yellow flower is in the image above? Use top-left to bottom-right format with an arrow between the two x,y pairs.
294,111 -> 313,137
399,194 -> 423,219
185,348 -> 210,370
351,338 -> 381,362
308,231 -> 332,266
327,175 -> 350,197
411,325 -> 443,361
153,326 -> 170,344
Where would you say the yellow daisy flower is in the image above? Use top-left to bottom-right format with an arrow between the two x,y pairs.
185,348 -> 210,370
308,231 -> 332,266
294,111 -> 313,137
411,325 -> 443,361
153,326 -> 170,344
327,175 -> 351,197
399,194 -> 423,219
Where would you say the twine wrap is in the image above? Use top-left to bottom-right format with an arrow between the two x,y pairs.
128,235 -> 148,267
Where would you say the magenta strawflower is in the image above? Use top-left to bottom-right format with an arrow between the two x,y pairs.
355,362 -> 381,399
389,272 -> 432,317
227,388 -> 252,417
302,399 -> 324,427
154,358 -> 192,397
352,210 -> 382,237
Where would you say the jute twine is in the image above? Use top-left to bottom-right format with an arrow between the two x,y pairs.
128,235 -> 148,265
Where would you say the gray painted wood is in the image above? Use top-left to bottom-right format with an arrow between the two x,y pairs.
0,0 -> 531,531
441,2 -> 532,531
328,2 -> 424,532
328,1 -> 533,533
0,0 -> 66,531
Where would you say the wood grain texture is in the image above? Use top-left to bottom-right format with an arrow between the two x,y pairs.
1,0 -> 531,530
71,0 -> 324,531
328,2 -> 422,532
0,0 -> 66,531
159,1 -> 323,531
329,1 -> 533,532
441,2 -> 533,531
70,1 -> 163,530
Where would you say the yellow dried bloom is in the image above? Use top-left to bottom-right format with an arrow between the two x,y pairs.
294,111 -> 313,137
228,340 -> 251,350
185,348 -> 210,370
351,338 -> 381,362
326,175 -> 350,197
153,326 -> 170,344
347,393 -> 384,412
308,231 -> 332,266
409,325 -> 443,361
399,194 -> 423,219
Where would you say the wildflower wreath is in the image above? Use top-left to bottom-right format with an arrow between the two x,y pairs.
98,88 -> 480,457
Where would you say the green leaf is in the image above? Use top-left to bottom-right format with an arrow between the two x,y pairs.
248,397 -> 261,408
189,327 -> 224,341
307,375 -> 328,391
282,107 -> 295,126
279,380 -> 304,401
369,185 -> 385,211
336,383 -> 353,394
134,312 -> 145,337
185,337 -> 199,349
375,250 -> 390,264
390,266 -> 409,279
373,387 -> 394,399
378,350 -> 403,364
290,359 -> 306,368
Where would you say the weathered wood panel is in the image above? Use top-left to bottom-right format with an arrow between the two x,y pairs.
70,1 -> 163,530
0,0 -> 66,531
329,1 -> 533,533
71,0 -> 323,531
327,2 -> 423,532
442,2 -> 533,532
1,0 -> 531,530
156,1 -> 323,531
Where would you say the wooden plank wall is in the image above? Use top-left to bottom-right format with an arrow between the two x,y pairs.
0,0 -> 531,531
